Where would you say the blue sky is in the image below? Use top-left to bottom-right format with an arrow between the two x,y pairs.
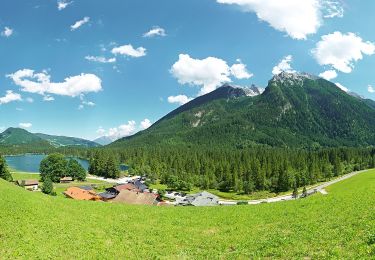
0,0 -> 374,140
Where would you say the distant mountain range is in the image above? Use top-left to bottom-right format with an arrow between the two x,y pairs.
110,72 -> 375,148
93,136 -> 113,146
0,127 -> 101,148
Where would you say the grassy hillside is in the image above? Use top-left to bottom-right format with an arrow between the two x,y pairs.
0,170 -> 375,258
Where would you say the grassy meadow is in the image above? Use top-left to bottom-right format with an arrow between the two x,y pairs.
0,170 -> 374,259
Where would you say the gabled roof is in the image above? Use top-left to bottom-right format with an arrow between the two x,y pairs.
98,192 -> 117,200
113,190 -> 157,205
18,180 -> 39,186
64,187 -> 100,201
133,180 -> 147,191
114,183 -> 137,192
79,185 -> 94,191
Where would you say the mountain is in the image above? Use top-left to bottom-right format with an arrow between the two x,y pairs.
0,128 -> 100,148
93,136 -> 113,146
111,72 -> 375,148
35,133 -> 101,148
0,127 -> 52,148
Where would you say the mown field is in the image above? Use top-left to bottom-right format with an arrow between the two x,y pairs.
1,170 -> 375,259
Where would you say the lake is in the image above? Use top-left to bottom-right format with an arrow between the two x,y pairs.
5,154 -> 89,173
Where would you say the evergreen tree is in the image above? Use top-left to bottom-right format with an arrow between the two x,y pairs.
292,182 -> 298,199
42,177 -> 55,195
0,155 -> 12,182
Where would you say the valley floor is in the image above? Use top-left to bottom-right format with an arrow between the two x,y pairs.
0,170 -> 375,258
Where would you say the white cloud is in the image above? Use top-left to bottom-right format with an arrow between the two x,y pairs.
43,95 -> 55,102
0,90 -> 22,105
319,70 -> 337,81
230,61 -> 253,79
272,55 -> 296,75
143,26 -> 167,38
312,32 -> 375,73
71,17 -> 90,31
0,127 -> 5,132
19,123 -> 32,129
170,54 -> 232,95
111,44 -> 147,58
1,27 -> 13,37
7,69 -> 102,98
368,85 -> 375,93
57,0 -> 72,10
96,127 -> 106,135
85,56 -> 116,63
216,0 -> 343,40
107,121 -> 137,140
335,82 -> 348,92
167,95 -> 193,105
140,119 -> 152,129
26,97 -> 34,103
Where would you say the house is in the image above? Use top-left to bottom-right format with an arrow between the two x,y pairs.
60,177 -> 73,183
64,187 -> 101,201
17,180 -> 39,191
133,180 -> 148,192
113,190 -> 158,205
176,191 -> 219,206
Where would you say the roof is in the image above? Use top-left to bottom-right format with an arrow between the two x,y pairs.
133,180 -> 147,191
178,191 -> 219,206
113,190 -> 157,205
79,185 -> 94,191
18,180 -> 39,186
98,192 -> 117,200
60,177 -> 73,181
114,183 -> 138,192
64,187 -> 100,201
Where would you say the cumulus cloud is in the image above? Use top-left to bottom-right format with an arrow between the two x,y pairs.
85,56 -> 116,63
7,69 -> 102,98
71,17 -> 90,31
170,54 -> 233,95
104,121 -> 137,141
19,123 -> 32,128
0,90 -> 22,105
272,55 -> 296,75
140,119 -> 152,129
335,82 -> 348,92
1,27 -> 13,37
368,85 -> 375,93
319,70 -> 337,81
143,26 -> 167,38
312,32 -> 375,73
168,95 -> 193,105
217,0 -> 343,40
57,0 -> 72,10
111,44 -> 147,58
43,95 -> 55,102
230,60 -> 253,79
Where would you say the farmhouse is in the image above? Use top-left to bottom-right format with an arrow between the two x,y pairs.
113,190 -> 158,205
64,187 -> 101,201
60,177 -> 73,183
176,191 -> 219,206
17,180 -> 39,191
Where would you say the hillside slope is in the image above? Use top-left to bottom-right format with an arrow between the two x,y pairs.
35,133 -> 101,148
0,170 -> 374,258
112,72 -> 375,148
0,128 -> 100,148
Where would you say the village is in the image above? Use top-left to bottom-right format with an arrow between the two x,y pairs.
15,175 -> 221,206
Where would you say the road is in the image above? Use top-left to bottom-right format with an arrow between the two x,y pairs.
219,170 -> 367,205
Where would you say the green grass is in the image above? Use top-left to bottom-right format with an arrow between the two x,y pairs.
0,170 -> 375,258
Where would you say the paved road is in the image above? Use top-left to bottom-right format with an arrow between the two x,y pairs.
219,170 -> 367,205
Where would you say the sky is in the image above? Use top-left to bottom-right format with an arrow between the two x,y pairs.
0,0 -> 375,141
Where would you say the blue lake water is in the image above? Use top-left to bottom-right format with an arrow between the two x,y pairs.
5,154 -> 89,173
